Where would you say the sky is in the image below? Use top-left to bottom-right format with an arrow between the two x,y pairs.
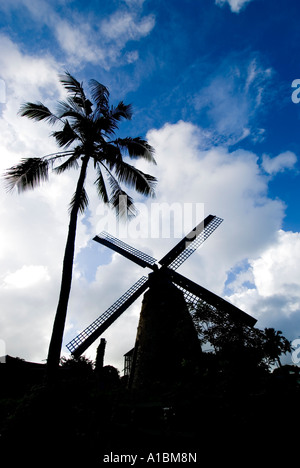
1,0 -> 300,372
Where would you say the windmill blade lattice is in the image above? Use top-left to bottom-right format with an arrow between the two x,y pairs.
66,276 -> 149,357
159,215 -> 223,270
94,232 -> 157,270
66,214 -> 254,357
168,269 -> 257,327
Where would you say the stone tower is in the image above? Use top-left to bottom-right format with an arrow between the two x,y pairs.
129,270 -> 201,392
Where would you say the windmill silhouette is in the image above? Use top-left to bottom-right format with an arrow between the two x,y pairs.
66,214 -> 257,368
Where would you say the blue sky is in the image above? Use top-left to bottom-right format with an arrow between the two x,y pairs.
1,0 -> 300,370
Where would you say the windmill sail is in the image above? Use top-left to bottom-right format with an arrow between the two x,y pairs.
94,232 -> 157,269
159,214 -> 223,270
66,214 -> 254,358
66,276 -> 149,357
169,269 -> 257,327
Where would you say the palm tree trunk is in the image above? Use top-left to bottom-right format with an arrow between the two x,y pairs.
46,155 -> 89,382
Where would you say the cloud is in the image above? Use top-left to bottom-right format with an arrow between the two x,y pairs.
226,230 -> 300,351
252,230 -> 300,298
143,121 -> 284,268
227,230 -> 300,300
262,151 -> 297,175
0,0 -> 155,69
53,19 -> 107,67
0,34 -> 62,173
215,0 -> 253,13
125,50 -> 139,64
100,11 -> 155,41
193,56 -> 273,145
2,265 -> 50,289
0,34 -> 60,99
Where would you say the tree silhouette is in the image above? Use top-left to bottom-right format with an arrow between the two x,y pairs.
262,327 -> 292,368
191,300 -> 291,371
4,72 -> 156,380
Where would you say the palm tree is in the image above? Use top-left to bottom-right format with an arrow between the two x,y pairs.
263,328 -> 292,368
4,72 -> 156,380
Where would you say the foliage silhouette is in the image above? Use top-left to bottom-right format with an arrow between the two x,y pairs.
3,72 -> 156,380
60,354 -> 95,382
191,299 -> 292,372
2,353 -> 300,464
262,327 -> 292,367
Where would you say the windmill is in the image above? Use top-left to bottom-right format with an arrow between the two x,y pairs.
66,214 -> 257,384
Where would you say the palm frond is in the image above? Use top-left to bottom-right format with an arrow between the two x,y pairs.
94,166 -> 109,203
105,167 -> 137,219
89,79 -> 110,113
114,160 -> 157,198
59,72 -> 85,98
109,187 -> 137,220
114,137 -> 156,164
56,99 -> 81,118
12,73 -> 156,221
19,102 -> 60,125
59,72 -> 91,114
69,186 -> 89,214
54,154 -> 80,174
51,121 -> 79,148
93,115 -> 120,136
109,102 -> 133,122
95,142 -> 121,168
4,157 -> 49,192
92,101 -> 132,136
46,150 -> 78,166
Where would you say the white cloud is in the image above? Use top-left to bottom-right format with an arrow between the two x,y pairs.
54,9 -> 155,68
126,50 -> 139,64
100,11 -> 155,41
2,265 -> 50,289
0,35 -> 60,99
215,0 -> 253,13
262,151 -> 297,175
226,230 -> 300,351
251,230 -> 300,298
143,121 -> 284,267
194,56 -> 273,145
0,34 -> 63,172
54,19 -> 106,67
0,1 -> 155,69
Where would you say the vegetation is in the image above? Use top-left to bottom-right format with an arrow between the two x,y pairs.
191,299 -> 292,373
0,329 -> 299,463
4,73 -> 156,380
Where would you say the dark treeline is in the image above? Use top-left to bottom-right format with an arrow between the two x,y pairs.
0,301 -> 299,464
